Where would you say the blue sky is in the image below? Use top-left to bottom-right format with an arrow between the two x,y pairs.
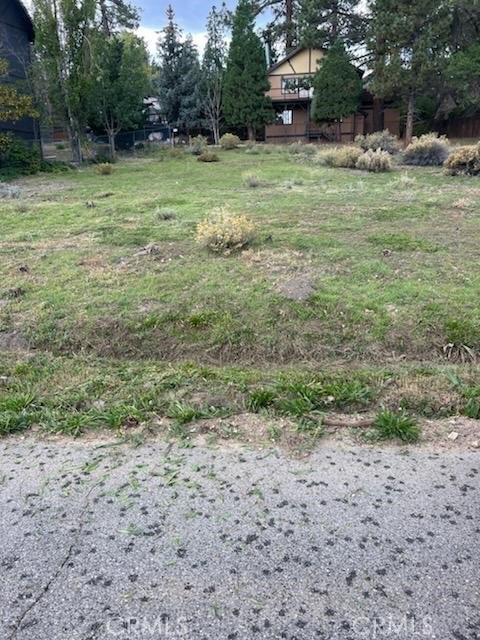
137,1 -> 239,57
139,1 -> 237,33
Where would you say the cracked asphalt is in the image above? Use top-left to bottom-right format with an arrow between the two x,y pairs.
0,438 -> 479,640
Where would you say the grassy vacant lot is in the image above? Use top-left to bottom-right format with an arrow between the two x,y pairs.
1,145 -> 479,442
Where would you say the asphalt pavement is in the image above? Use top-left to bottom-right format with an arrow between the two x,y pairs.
0,437 -> 479,640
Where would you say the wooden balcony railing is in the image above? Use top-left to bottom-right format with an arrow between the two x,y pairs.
266,87 -> 314,101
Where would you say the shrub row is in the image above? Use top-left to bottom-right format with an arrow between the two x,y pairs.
320,145 -> 393,172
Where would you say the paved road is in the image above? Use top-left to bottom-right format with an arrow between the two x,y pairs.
0,438 -> 479,640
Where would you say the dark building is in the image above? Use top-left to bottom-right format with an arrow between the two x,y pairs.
0,0 -> 39,143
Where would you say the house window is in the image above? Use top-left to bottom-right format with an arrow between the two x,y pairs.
281,76 -> 298,95
281,75 -> 313,97
276,109 -> 293,125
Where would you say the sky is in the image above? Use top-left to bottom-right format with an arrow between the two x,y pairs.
137,0 -> 238,57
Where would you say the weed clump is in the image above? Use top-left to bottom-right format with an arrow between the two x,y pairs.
369,409 -> 420,443
356,130 -> 400,154
356,148 -> 392,172
444,142 -> 480,176
197,151 -> 219,163
96,162 -> 113,175
220,133 -> 240,150
243,173 -> 261,188
196,208 -> 256,254
402,133 -> 450,166
156,207 -> 176,220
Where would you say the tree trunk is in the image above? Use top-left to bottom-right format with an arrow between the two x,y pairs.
372,97 -> 384,131
285,0 -> 294,50
68,126 -> 81,164
213,123 -> 220,146
335,120 -> 341,142
405,92 -> 415,146
247,125 -> 256,142
108,131 -> 116,160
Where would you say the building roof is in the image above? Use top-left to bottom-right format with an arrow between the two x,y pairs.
268,46 -> 327,74
13,0 -> 34,42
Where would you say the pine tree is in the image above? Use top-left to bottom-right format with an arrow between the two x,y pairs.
311,40 -> 362,139
156,5 -> 202,131
255,0 -> 299,53
202,5 -> 229,144
368,0 -> 451,144
223,0 -> 273,140
96,0 -> 139,36
298,0 -> 365,49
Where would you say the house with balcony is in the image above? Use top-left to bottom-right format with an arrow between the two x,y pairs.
265,47 -> 400,144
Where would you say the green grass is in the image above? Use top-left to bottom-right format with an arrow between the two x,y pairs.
368,410 -> 421,443
1,146 -> 479,437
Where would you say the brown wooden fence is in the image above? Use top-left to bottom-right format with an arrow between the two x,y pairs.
445,116 -> 480,139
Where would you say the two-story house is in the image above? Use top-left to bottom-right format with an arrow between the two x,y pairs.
265,47 -> 400,144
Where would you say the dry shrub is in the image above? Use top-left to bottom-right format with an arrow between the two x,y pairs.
243,172 -> 261,188
355,129 -> 400,154
197,151 -> 219,163
95,162 -> 113,175
189,135 -> 208,155
321,145 -> 363,168
167,147 -> 185,159
289,142 -> 317,156
355,148 -> 392,172
444,142 -> 480,176
220,133 -> 240,150
402,133 -> 450,166
196,208 -> 256,254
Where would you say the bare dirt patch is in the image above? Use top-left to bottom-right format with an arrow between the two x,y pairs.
13,176 -> 76,200
0,331 -> 30,352
242,248 -> 316,300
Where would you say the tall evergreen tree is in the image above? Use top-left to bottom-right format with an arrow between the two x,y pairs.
223,0 -> 273,140
311,40 -> 362,139
298,0 -> 365,49
96,0 -> 139,36
89,33 -> 151,158
254,0 -> 299,53
368,0 -> 451,144
202,5 -> 229,145
156,5 -> 202,131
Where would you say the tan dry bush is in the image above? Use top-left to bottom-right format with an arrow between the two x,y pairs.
321,145 -> 363,168
220,133 -> 240,150
196,208 -> 256,254
444,143 -> 480,176
95,162 -> 113,175
355,129 -> 400,154
355,148 -> 392,172
402,133 -> 450,166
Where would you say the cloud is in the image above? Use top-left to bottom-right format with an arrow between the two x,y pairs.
136,26 -> 207,60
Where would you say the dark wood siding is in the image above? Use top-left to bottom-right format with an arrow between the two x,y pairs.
0,0 -> 38,142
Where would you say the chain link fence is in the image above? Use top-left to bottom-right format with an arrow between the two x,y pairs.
40,126 -> 172,163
